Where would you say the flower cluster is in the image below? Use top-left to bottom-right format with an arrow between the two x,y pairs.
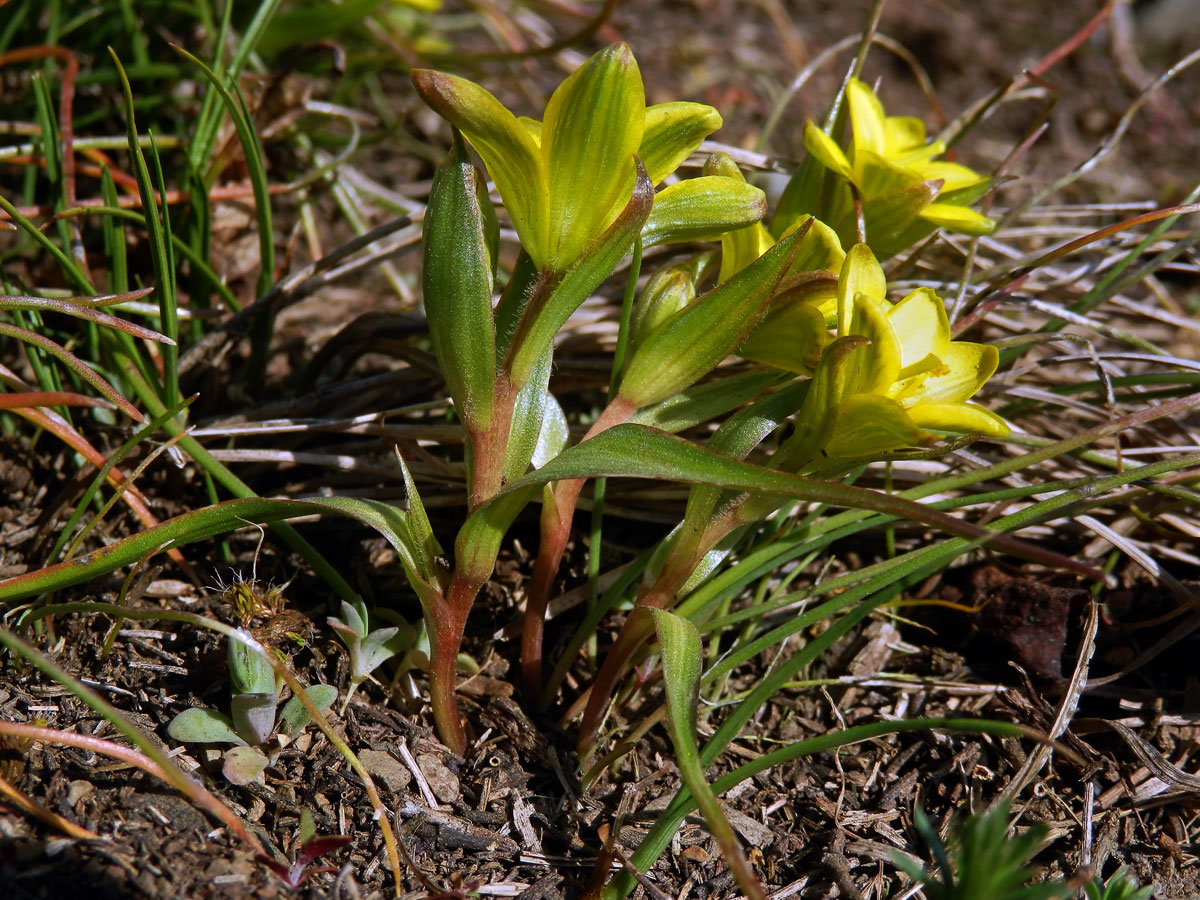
792,78 -> 995,258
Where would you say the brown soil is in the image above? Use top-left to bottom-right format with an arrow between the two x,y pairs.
3,2 -> 1200,899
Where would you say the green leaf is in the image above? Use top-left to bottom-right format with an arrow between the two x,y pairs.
504,347 -> 553,482
619,222 -> 806,408
278,684 -> 337,735
423,131 -> 497,431
412,69 -> 548,267
505,162 -> 654,388
228,635 -> 275,696
630,370 -> 787,433
231,691 -> 278,746
641,176 -> 766,248
167,707 -> 245,746
541,42 -> 645,269
644,609 -> 766,900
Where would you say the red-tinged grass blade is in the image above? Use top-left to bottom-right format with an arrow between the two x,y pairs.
0,391 -> 115,411
0,321 -> 145,420
1,293 -> 175,342
1,403 -> 185,566
0,627 -> 266,857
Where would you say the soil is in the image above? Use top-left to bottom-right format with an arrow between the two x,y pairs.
3,2 -> 1200,899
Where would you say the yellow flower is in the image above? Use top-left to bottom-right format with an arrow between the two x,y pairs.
413,44 -> 731,272
821,244 -> 1009,458
798,78 -> 995,258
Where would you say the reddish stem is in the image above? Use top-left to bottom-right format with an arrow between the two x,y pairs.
426,575 -> 480,754
576,507 -> 740,753
520,396 -> 637,700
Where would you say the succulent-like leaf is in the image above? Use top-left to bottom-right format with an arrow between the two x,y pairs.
231,691 -> 278,746
277,684 -> 337,736
228,635 -> 276,696
423,130 -> 497,432
222,745 -> 270,785
167,707 -> 245,746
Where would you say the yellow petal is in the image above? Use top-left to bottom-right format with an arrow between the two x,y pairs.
825,393 -> 926,458
904,341 -> 999,406
542,43 -> 645,269
518,116 -> 542,145
883,115 -> 928,155
738,299 -> 830,374
918,202 -> 995,236
718,222 -> 775,283
836,243 -> 886,335
412,69 -> 548,267
845,292 -> 900,396
846,78 -> 887,158
780,215 -> 846,278
641,101 -> 723,186
889,287 -> 950,372
916,160 -> 986,192
908,402 -> 1009,437
854,149 -> 920,198
803,120 -> 853,179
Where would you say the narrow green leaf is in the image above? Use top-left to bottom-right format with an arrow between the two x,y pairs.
645,608 -> 766,900
424,131 -> 497,431
172,45 -> 274,300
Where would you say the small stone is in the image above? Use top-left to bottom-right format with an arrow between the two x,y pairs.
359,749 -> 412,793
416,752 -> 460,804
66,780 -> 94,807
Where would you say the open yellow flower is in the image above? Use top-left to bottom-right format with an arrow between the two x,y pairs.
798,78 -> 995,258
413,44 -> 730,272
821,244 -> 1009,457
